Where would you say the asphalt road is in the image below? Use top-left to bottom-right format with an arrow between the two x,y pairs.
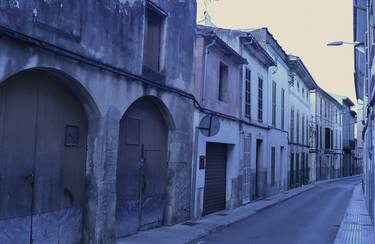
197,177 -> 360,244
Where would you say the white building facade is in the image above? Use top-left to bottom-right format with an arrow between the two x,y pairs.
287,55 -> 318,187
250,28 -> 290,194
310,89 -> 344,181
192,26 -> 247,218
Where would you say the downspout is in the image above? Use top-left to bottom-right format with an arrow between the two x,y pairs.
202,34 -> 217,103
238,39 -> 248,204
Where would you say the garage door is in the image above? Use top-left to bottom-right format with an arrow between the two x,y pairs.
203,143 -> 227,216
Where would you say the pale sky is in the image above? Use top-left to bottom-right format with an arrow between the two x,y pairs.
197,0 -> 356,102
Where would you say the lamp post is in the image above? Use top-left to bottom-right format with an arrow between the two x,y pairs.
326,41 -> 365,53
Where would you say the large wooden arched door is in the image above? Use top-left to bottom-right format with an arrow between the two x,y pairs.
116,97 -> 168,237
0,71 -> 88,243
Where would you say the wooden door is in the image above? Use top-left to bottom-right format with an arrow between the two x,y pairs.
0,72 -> 87,243
116,98 -> 168,237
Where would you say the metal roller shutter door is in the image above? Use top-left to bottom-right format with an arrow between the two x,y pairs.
203,143 -> 227,216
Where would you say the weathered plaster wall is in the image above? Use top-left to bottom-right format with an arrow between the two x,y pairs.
0,0 -> 196,92
0,0 -> 197,242
200,44 -> 241,118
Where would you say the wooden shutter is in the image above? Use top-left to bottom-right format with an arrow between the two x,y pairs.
245,69 -> 251,118
144,8 -> 162,71
242,135 -> 251,204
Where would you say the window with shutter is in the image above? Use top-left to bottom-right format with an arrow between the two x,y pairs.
258,78 -> 263,122
218,63 -> 229,102
245,69 -> 251,118
272,81 -> 276,127
302,115 -> 305,145
290,109 -> 294,142
271,147 -> 276,187
296,111 -> 300,144
143,4 -> 164,72
281,88 -> 285,130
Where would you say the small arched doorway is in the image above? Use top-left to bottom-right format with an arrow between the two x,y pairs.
0,70 -> 88,243
116,96 -> 169,237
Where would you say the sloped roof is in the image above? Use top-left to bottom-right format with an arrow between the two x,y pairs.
197,25 -> 248,64
287,55 -> 318,90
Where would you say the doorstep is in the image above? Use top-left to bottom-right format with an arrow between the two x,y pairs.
117,184 -> 315,244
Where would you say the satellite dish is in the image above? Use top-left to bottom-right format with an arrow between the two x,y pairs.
199,115 -> 220,137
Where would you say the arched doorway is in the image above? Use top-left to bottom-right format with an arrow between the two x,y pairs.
116,97 -> 169,237
0,70 -> 88,243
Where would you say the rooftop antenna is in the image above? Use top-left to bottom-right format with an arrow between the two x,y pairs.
199,0 -> 219,27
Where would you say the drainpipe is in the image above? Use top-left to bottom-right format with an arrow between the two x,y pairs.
201,34 -> 217,103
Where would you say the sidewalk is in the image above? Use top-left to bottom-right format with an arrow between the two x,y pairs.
334,184 -> 375,244
117,184 -> 315,244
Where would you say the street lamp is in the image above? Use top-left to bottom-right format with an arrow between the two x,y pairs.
326,41 -> 365,53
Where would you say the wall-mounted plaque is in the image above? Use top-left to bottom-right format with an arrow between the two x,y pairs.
65,125 -> 79,147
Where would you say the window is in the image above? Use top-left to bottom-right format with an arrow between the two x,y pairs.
297,82 -> 300,92
296,111 -> 300,144
290,153 -> 294,187
218,63 -> 229,102
271,147 -> 276,187
302,115 -> 305,145
325,101 -> 328,119
290,109 -> 295,142
335,109 -> 338,124
302,88 -> 305,98
296,153 -> 300,185
320,126 -> 323,149
245,69 -> 251,118
335,130 -> 337,148
328,104 -> 331,122
281,88 -> 285,130
316,125 -> 319,148
258,78 -> 263,122
320,97 -> 323,117
301,152 -> 305,184
325,128 -> 331,149
143,4 -> 165,71
272,81 -> 277,126
306,118 -> 309,145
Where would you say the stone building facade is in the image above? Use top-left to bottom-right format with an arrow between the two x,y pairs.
0,0 -> 197,243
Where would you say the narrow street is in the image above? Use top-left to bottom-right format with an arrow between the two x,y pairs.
198,177 -> 360,244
